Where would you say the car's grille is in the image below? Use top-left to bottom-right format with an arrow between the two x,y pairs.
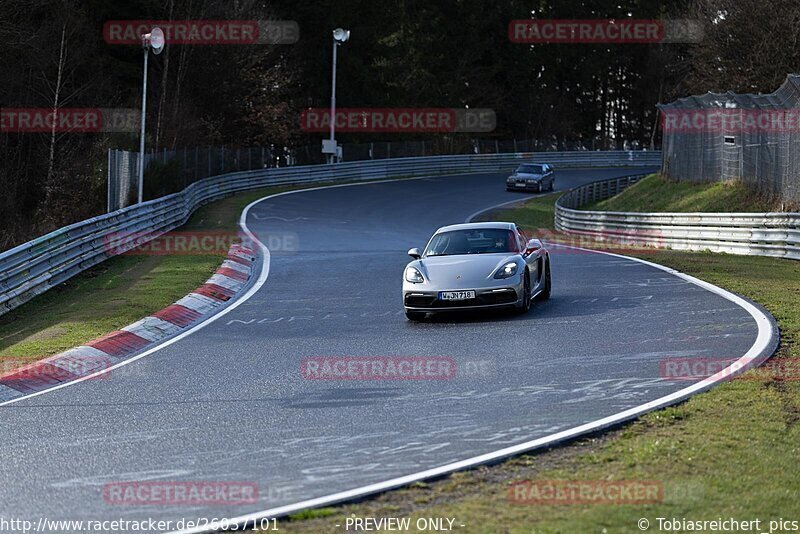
405,295 -> 438,307
481,290 -> 518,305
405,290 -> 517,308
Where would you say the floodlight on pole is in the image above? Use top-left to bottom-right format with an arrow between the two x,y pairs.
137,27 -> 164,204
324,28 -> 350,164
333,28 -> 350,43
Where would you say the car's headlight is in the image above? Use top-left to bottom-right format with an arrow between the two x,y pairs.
405,266 -> 424,283
526,178 -> 539,183
494,262 -> 518,279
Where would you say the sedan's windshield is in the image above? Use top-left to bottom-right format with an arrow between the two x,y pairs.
516,164 -> 544,174
424,229 -> 518,257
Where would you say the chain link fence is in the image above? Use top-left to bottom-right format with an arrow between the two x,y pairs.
108,146 -> 285,211
658,74 -> 800,207
107,137 -> 648,211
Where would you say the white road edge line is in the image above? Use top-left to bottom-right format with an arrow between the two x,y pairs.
0,174 -> 478,407
171,189 -> 777,534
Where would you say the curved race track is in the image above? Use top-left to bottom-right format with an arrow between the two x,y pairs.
0,168 -> 775,530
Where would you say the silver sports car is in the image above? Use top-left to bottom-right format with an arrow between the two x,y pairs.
402,222 -> 551,320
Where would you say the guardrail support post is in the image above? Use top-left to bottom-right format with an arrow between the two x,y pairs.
107,149 -> 113,213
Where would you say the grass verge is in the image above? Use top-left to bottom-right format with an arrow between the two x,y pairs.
271,191 -> 799,533
582,173 -> 781,212
0,183 -> 319,370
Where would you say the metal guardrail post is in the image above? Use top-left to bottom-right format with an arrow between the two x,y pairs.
107,150 -> 113,213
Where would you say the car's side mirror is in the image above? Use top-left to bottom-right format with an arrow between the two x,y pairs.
408,247 -> 422,259
525,239 -> 542,255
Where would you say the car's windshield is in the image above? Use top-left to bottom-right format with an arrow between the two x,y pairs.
516,164 -> 543,174
424,229 -> 518,257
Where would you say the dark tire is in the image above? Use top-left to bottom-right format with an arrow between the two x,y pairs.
536,259 -> 552,301
405,310 -> 426,321
518,269 -> 532,314
549,179 -> 555,191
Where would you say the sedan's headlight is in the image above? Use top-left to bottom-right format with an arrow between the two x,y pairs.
494,262 -> 518,279
526,178 -> 539,183
405,266 -> 424,283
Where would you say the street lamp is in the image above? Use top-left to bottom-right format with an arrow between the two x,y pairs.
323,27 -> 350,164
137,27 -> 164,204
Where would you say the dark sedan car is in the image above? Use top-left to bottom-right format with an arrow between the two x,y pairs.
506,163 -> 555,192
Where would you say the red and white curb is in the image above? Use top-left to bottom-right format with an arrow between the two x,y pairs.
0,243 -> 257,403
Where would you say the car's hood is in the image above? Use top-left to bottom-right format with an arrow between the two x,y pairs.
512,172 -> 544,179
415,254 -> 519,283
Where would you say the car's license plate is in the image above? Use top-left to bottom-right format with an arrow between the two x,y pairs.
439,290 -> 476,300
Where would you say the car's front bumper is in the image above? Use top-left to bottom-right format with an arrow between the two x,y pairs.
403,285 -> 524,312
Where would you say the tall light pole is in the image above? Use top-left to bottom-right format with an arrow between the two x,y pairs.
324,28 -> 350,164
137,27 -> 164,204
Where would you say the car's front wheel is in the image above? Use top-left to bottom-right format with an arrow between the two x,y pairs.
518,269 -> 532,314
536,259 -> 552,301
405,310 -> 426,321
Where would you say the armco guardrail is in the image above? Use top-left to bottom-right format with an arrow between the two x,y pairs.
0,151 -> 660,316
555,174 -> 800,260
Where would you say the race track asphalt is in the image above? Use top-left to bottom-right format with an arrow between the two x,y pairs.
0,168 -> 770,530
